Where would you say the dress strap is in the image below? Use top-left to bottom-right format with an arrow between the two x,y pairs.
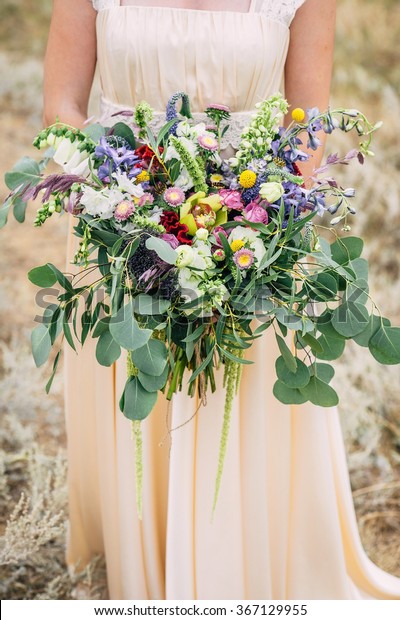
251,0 -> 307,26
91,0 -> 119,11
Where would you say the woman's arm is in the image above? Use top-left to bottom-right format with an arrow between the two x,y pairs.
43,0 -> 97,128
285,0 -> 337,179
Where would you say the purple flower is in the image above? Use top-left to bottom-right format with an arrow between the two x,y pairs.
161,233 -> 180,249
213,225 -> 229,247
95,136 -> 139,181
242,201 -> 269,224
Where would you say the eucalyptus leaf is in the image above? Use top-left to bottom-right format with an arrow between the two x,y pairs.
131,339 -> 168,376
28,264 -> 57,288
310,363 -> 335,384
83,123 -> 106,142
13,197 -> 28,223
134,294 -> 171,315
275,356 -> 310,389
96,331 -> 121,366
275,334 -> 297,373
123,377 -> 158,421
331,301 -> 369,337
331,236 -> 364,265
145,236 -> 177,264
369,325 -> 400,365
45,350 -> 62,394
315,333 -> 346,361
111,122 -> 136,149
299,376 -> 339,407
110,300 -> 152,351
5,157 -> 41,191
273,380 -> 307,405
345,278 -> 369,306
308,272 -> 338,301
353,314 -> 390,348
31,324 -> 52,367
138,365 -> 169,392
348,258 -> 369,281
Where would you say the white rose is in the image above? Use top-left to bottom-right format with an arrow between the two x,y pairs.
259,181 -> 284,203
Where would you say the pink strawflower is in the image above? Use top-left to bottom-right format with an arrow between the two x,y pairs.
233,248 -> 255,270
164,187 -> 185,207
198,134 -> 219,152
219,189 -> 244,210
114,200 -> 135,222
207,103 -> 231,113
139,193 -> 154,207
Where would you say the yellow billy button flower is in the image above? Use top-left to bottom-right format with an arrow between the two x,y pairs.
291,108 -> 305,123
230,239 -> 245,252
136,170 -> 150,183
239,170 -> 257,189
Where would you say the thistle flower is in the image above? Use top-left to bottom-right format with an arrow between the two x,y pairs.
233,248 -> 255,270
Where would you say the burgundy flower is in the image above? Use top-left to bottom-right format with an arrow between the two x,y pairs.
160,210 -> 192,245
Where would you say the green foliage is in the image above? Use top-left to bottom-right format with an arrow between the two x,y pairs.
122,377 -> 158,421
109,301 -> 152,351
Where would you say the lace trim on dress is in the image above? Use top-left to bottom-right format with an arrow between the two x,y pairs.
252,0 -> 307,27
91,0 -> 118,10
92,1 -> 307,25
98,97 -> 253,150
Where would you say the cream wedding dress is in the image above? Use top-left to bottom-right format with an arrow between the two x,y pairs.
64,0 -> 400,600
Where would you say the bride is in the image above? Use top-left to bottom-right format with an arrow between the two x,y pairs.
43,0 -> 400,600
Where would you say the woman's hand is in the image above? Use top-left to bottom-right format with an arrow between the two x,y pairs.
43,0 -> 97,128
285,0 -> 337,182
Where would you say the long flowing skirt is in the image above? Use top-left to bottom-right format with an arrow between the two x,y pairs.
64,225 -> 400,600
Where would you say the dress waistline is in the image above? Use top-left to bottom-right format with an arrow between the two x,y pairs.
97,94 -> 254,151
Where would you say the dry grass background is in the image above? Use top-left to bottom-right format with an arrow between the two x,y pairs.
0,0 -> 399,600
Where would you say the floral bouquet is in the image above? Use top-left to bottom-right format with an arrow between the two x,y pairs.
2,92 -> 399,515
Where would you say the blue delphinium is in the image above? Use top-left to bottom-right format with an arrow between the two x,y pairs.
95,136 -> 140,182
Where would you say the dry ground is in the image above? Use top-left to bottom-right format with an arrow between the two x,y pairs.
0,0 -> 399,600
